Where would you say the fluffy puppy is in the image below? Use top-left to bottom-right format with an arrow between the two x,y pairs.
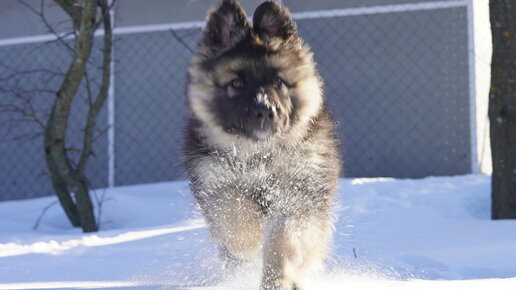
183,1 -> 341,289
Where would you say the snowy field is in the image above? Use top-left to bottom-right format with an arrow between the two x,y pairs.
1,174 -> 515,289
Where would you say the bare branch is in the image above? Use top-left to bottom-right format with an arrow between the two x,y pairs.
0,103 -> 45,129
0,131 -> 44,143
0,68 -> 65,82
83,70 -> 95,106
19,0 -> 75,53
33,200 -> 59,230
92,124 -> 110,143
77,0 -> 113,176
94,0 -> 118,31
169,29 -> 195,54
54,0 -> 83,29
91,187 -> 113,231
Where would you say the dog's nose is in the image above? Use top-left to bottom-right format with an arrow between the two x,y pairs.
254,89 -> 275,121
254,103 -> 275,120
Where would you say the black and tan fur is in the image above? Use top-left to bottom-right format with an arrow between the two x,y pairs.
182,1 -> 341,289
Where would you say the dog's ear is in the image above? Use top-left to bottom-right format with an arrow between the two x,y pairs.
252,1 -> 297,42
202,0 -> 249,52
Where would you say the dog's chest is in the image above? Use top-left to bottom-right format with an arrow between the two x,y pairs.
195,146 -> 323,206
201,148 -> 293,187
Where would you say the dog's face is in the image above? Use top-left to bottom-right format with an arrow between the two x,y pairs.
188,0 -> 323,143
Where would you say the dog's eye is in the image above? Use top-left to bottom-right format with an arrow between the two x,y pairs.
273,77 -> 284,89
229,78 -> 244,89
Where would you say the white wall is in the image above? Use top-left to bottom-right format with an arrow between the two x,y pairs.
473,0 -> 492,174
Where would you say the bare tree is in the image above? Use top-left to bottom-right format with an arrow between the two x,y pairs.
489,0 -> 516,219
41,0 -> 114,232
0,0 -> 114,232
43,0 -> 114,232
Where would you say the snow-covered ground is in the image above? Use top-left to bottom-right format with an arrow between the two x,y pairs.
1,175 -> 515,289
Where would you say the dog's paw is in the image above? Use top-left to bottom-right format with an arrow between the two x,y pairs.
260,278 -> 302,290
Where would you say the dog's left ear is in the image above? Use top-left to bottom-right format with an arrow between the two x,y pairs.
202,0 -> 249,52
252,1 -> 297,42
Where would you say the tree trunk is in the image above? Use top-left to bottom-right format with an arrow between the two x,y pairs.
44,0 -> 98,232
44,148 -> 80,227
489,0 -> 516,219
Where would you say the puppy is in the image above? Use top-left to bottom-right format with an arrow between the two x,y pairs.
183,1 -> 341,289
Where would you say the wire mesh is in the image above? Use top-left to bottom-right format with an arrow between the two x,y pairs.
0,2 -> 477,201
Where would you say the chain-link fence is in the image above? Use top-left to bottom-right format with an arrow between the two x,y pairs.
0,0 -> 490,201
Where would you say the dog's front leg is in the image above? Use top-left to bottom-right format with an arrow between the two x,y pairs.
260,214 -> 332,290
200,190 -> 263,269
261,216 -> 295,290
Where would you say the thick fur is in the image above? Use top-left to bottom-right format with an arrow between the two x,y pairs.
183,1 -> 341,289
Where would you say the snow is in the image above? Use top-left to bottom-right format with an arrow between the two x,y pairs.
1,175 -> 516,289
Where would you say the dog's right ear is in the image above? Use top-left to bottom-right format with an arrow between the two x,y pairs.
253,1 -> 296,42
202,0 -> 249,52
